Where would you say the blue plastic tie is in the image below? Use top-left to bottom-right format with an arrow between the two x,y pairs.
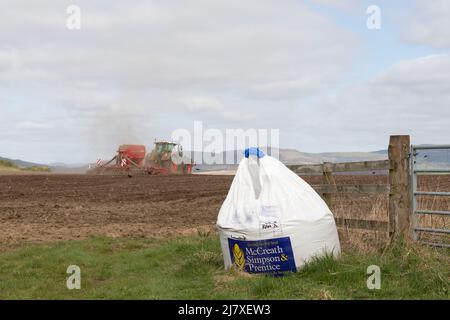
244,148 -> 265,158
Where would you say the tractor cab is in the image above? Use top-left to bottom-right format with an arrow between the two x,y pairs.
155,142 -> 172,153
146,141 -> 181,164
153,142 -> 177,161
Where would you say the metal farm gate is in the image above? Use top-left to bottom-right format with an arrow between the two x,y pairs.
288,136 -> 450,247
411,144 -> 450,248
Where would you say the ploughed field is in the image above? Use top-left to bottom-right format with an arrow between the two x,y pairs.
0,174 -> 448,250
0,175 -> 233,248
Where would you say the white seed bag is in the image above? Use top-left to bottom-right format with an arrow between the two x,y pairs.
217,148 -> 340,275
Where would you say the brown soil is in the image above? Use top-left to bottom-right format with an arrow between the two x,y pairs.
0,174 -> 233,249
0,173 -> 448,250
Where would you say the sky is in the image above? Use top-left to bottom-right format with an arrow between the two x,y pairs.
1,0 -> 450,164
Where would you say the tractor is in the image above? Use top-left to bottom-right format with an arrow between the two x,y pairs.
145,141 -> 193,175
87,141 -> 192,175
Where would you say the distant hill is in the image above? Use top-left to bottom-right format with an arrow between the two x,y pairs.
0,156 -> 46,168
191,148 -> 388,171
49,162 -> 88,168
278,149 -> 387,164
413,147 -> 450,164
0,156 -> 85,173
0,158 -> 50,173
372,149 -> 388,155
2,145 -> 448,173
371,146 -> 450,165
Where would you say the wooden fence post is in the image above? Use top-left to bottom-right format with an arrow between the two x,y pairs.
322,162 -> 334,207
388,135 -> 411,239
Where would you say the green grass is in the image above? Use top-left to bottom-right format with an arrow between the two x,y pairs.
0,160 -> 50,172
0,160 -> 21,171
21,165 -> 51,172
0,234 -> 448,299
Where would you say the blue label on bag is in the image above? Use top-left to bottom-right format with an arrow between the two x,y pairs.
228,237 -> 296,276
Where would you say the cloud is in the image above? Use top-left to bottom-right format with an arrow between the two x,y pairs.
287,54 -> 450,151
16,121 -> 52,130
180,96 -> 256,121
310,0 -> 361,13
181,96 -> 222,113
0,0 -> 361,162
0,0 -> 359,97
402,0 -> 450,48
247,77 -> 326,100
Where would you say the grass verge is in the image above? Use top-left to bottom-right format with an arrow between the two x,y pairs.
0,234 -> 448,299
